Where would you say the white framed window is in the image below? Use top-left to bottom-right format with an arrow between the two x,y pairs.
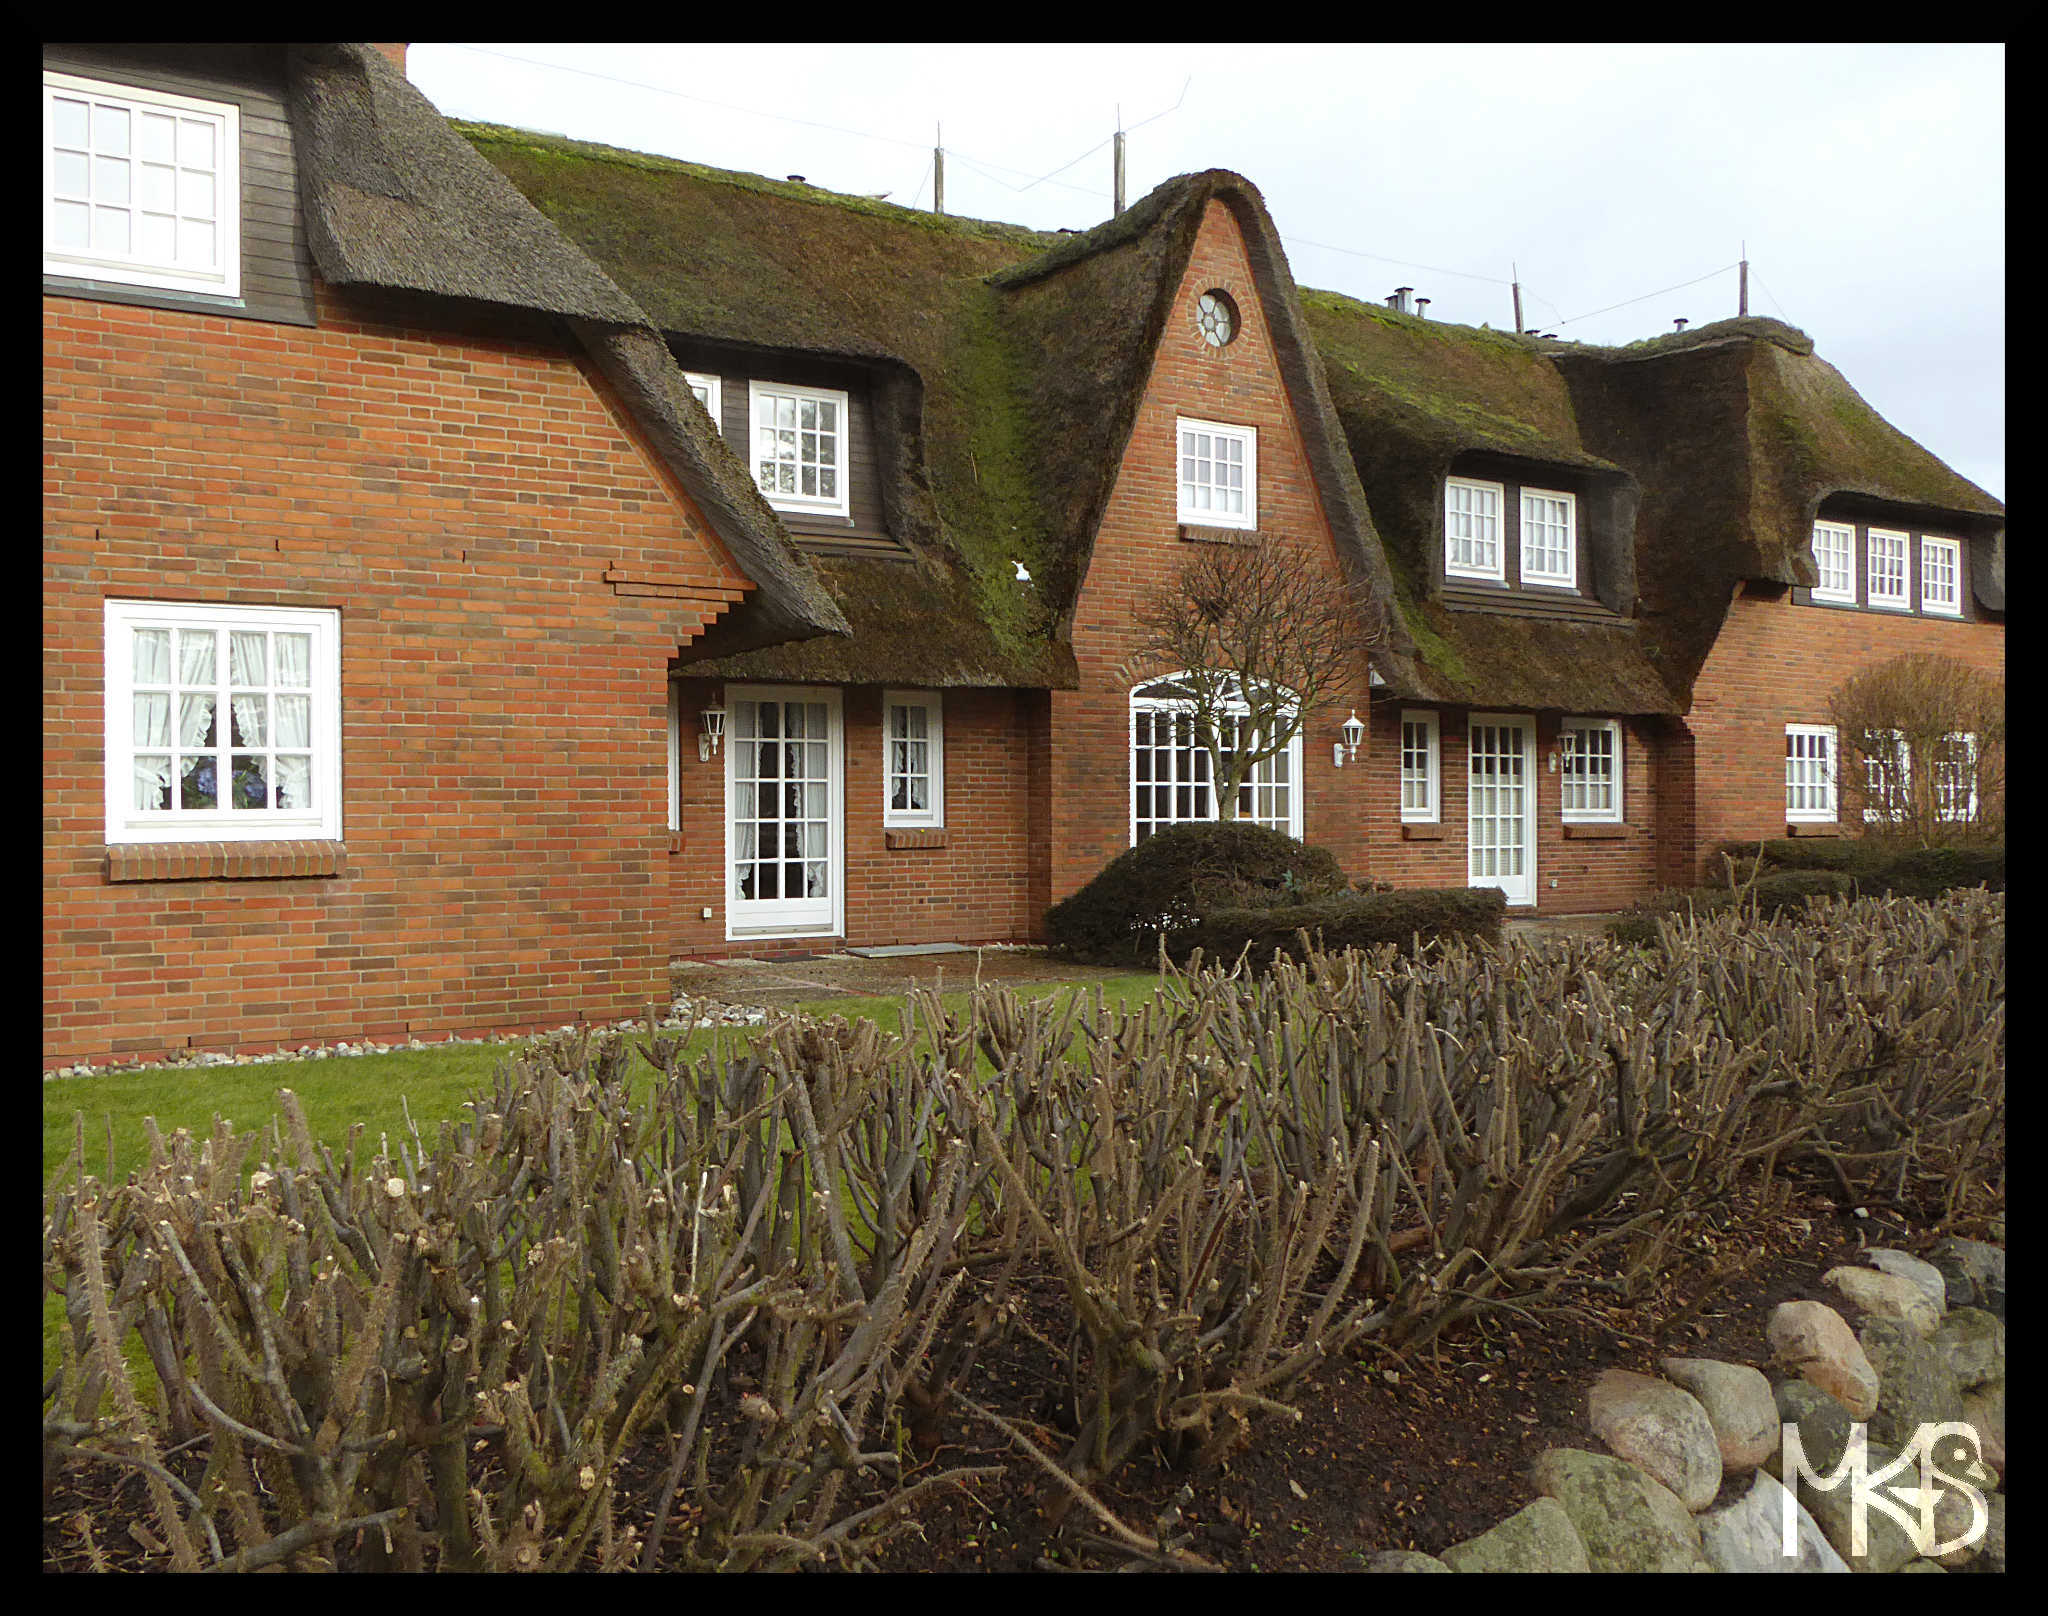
1130,675 -> 1300,842
1560,717 -> 1623,823
1860,727 -> 1910,824
1520,488 -> 1578,588
1785,723 -> 1837,823
685,372 -> 723,430
1399,709 -> 1439,823
748,381 -> 849,516
1932,732 -> 1980,823
105,600 -> 340,845
726,686 -> 843,938
1177,418 -> 1257,529
1810,520 -> 1858,604
45,71 -> 239,299
882,690 -> 944,827
1920,536 -> 1962,616
1867,528 -> 1910,610
1444,477 -> 1505,581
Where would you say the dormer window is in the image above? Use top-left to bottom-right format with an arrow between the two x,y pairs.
685,371 -> 722,425
1866,528 -> 1910,610
749,381 -> 849,517
1444,477 -> 1505,581
1519,489 -> 1577,588
1810,520 -> 1857,604
1921,536 -> 1962,616
44,71 -> 240,299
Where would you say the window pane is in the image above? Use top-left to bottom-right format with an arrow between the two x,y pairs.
178,692 -> 216,748
139,162 -> 175,212
133,756 -> 171,810
93,155 -> 130,205
179,755 -> 217,810
176,116 -> 212,170
52,149 -> 89,196
137,213 -> 175,262
50,199 -> 90,249
93,206 -> 130,254
231,754 -> 269,810
52,96 -> 90,149
132,628 -> 170,683
138,110 -> 176,164
94,103 -> 130,156
229,693 -> 268,747
177,217 -> 214,267
179,168 -> 215,220
275,753 -> 311,809
133,692 -> 171,748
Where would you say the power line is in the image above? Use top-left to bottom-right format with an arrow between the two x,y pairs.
1282,235 -> 1513,287
1554,263 -> 1740,327
1751,267 -> 1794,326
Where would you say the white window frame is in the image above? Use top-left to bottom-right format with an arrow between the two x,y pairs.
1810,519 -> 1858,605
1932,731 -> 1980,823
1866,527 -> 1911,611
684,372 -> 723,431
1519,487 -> 1579,589
1860,726 -> 1910,825
724,684 -> 844,941
1176,417 -> 1257,530
45,71 -> 241,299
747,381 -> 850,517
882,690 -> 944,828
104,599 -> 341,845
1129,675 -> 1302,844
1920,535 -> 1963,617
1785,723 -> 1838,823
1399,709 -> 1440,824
1444,476 -> 1506,582
1559,717 -> 1624,824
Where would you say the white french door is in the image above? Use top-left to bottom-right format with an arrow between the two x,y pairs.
725,686 -> 843,938
1468,715 -> 1536,907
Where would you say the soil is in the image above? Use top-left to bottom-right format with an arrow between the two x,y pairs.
46,1183 -> 1969,1574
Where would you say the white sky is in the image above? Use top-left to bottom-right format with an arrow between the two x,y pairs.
409,42 -> 2005,501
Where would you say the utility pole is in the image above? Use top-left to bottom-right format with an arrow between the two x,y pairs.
933,123 -> 944,216
1511,261 -> 1524,335
1739,242 -> 1749,317
1113,105 -> 1126,217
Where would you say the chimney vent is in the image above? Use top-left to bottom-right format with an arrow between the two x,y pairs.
1385,286 -> 1415,315
786,175 -> 806,185
1673,317 -> 1689,332
1414,297 -> 1431,319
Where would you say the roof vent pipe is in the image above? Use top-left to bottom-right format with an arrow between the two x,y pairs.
1385,286 -> 1414,314
1414,297 -> 1430,319
787,175 -> 806,184
1673,317 -> 1688,332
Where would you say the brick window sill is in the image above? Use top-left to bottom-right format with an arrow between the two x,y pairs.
1178,523 -> 1261,547
106,840 -> 346,883
1400,822 -> 1446,841
885,827 -> 950,850
1785,822 -> 1844,838
1562,822 -> 1629,840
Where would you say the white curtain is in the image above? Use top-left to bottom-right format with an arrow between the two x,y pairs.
132,628 -> 170,684
275,632 -> 310,687
229,630 -> 267,748
177,630 -> 215,746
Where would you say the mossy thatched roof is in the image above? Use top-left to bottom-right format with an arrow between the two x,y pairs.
285,45 -> 844,647
461,129 -> 1399,685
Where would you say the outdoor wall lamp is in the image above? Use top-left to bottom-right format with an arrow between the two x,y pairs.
1334,709 -> 1365,768
699,705 -> 726,762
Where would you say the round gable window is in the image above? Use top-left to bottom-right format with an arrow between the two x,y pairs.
1196,289 -> 1239,348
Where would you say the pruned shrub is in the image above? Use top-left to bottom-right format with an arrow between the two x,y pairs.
1607,869 -> 1856,946
1175,886 -> 1506,966
1044,821 -> 1347,963
1709,837 -> 2004,900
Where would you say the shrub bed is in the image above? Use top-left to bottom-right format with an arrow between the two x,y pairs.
1607,870 -> 1857,947
1177,885 -> 1506,965
1710,837 -> 2004,898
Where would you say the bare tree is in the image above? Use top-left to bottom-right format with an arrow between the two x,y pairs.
1827,654 -> 2004,846
1117,541 -> 1377,822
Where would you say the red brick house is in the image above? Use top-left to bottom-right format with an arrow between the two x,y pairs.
45,43 -> 2003,1069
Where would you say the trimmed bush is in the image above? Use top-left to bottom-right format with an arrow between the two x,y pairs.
1177,886 -> 1506,966
1045,821 -> 1348,963
1608,869 -> 1856,947
1709,838 -> 2004,900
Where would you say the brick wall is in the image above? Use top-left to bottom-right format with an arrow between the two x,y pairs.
1679,587 -> 2005,878
1052,199 -> 1376,907
44,279 -> 751,1068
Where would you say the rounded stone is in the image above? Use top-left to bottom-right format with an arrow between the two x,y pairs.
1530,1446 -> 1704,1572
1439,1497 -> 1591,1574
1856,1319 -> 1965,1456
1660,1357 -> 1780,1473
1695,1469 -> 1848,1573
1587,1368 -> 1723,1511
1823,1266 -> 1942,1336
1863,1249 -> 1948,1315
1929,1308 -> 2005,1392
1768,1300 -> 1880,1419
1364,1550 -> 1451,1573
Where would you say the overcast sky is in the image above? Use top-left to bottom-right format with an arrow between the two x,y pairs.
409,42 -> 2005,501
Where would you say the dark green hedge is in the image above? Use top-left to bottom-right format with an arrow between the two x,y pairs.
1608,870 -> 1858,946
1709,839 -> 2004,900
1045,821 -> 1348,963
1175,887 -> 1507,966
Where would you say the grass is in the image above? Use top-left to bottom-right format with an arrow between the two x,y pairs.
41,972 -> 1165,1392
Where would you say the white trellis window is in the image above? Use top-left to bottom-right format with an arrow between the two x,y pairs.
1444,477 -> 1504,581
1920,536 -> 1962,616
1399,709 -> 1439,823
1176,418 -> 1256,529
1860,728 -> 1910,824
45,71 -> 239,298
1785,724 -> 1837,822
1560,717 -> 1623,822
749,382 -> 849,516
1810,520 -> 1857,604
684,372 -> 723,430
1520,488 -> 1578,587
882,690 -> 944,827
104,600 -> 340,844
1867,528 -> 1910,609
1130,675 -> 1301,842
1932,732 -> 1980,823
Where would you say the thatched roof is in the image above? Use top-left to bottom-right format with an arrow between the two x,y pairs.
1553,317 -> 2005,697
461,129 -> 1401,685
1301,290 -> 1675,714
283,44 -> 845,647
